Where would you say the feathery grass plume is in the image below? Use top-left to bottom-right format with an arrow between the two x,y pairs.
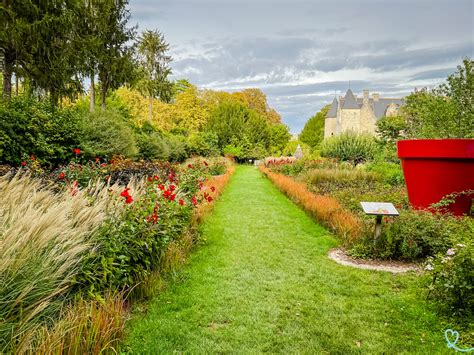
0,173 -> 121,352
259,166 -> 363,243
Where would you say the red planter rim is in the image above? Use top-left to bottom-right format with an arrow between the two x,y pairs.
397,139 -> 474,159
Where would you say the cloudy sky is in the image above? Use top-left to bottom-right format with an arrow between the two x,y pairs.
129,0 -> 473,133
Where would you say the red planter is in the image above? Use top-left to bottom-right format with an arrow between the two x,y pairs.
397,139 -> 474,216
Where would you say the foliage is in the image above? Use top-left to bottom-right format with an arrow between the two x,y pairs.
320,132 -> 377,164
363,161 -> 404,185
207,101 -> 274,159
269,124 -> 292,155
0,95 -> 80,166
426,228 -> 473,318
299,105 -> 330,149
187,131 -> 220,157
376,116 -> 407,144
79,109 -> 138,159
402,58 -> 473,138
136,29 -> 173,121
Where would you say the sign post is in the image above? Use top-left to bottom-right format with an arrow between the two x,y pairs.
360,202 -> 399,248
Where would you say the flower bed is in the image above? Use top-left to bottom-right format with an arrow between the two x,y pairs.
0,157 -> 234,353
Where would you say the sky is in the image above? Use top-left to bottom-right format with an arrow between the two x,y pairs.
128,0 -> 474,133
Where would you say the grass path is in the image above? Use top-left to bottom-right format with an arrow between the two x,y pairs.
124,166 -> 447,353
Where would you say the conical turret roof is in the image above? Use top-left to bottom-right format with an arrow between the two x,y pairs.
341,89 -> 359,109
326,97 -> 338,118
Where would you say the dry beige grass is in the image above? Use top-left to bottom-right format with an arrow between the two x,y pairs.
0,173 -> 132,352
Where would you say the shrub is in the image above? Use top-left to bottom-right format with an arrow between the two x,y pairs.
426,226 -> 473,318
363,161 -> 404,185
320,132 -> 377,164
0,95 -> 80,166
350,210 -> 471,261
78,109 -> 138,159
135,123 -> 170,161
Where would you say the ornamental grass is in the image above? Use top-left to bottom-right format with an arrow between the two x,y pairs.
0,173 -> 125,353
259,166 -> 363,243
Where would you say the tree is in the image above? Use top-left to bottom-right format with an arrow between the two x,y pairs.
299,105 -> 330,149
136,29 -> 173,122
438,57 -> 473,138
0,0 -> 84,103
376,116 -> 407,144
402,58 -> 473,139
94,0 -> 136,109
269,123 -> 291,155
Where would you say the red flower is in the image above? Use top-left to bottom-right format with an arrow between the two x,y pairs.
120,188 -> 131,197
210,186 -> 216,192
125,196 -> 133,204
163,190 -> 171,199
169,194 -> 176,201
100,163 -> 107,167
158,184 -> 165,190
58,172 -> 65,180
192,196 -> 197,206
207,196 -> 213,203
147,177 -> 153,182
188,164 -> 194,169
153,175 -> 159,180
21,161 -> 27,167
179,199 -> 185,206
73,148 -> 81,155
169,185 -> 176,191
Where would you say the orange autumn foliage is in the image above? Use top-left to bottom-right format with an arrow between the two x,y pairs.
260,166 -> 363,244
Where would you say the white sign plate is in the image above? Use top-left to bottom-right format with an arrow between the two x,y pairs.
360,202 -> 399,216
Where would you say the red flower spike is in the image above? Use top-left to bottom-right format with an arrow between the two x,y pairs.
179,199 -> 185,206
169,185 -> 176,191
153,175 -> 159,180
147,177 -> 153,182
125,196 -> 133,204
207,196 -> 213,203
158,184 -> 165,190
192,196 -> 197,206
73,148 -> 81,155
21,161 -> 27,167
170,194 -> 176,201
210,186 -> 216,192
58,172 -> 65,180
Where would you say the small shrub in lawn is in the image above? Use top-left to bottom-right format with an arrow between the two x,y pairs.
320,132 -> 377,164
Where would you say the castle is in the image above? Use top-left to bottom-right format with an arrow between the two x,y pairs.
324,89 -> 404,137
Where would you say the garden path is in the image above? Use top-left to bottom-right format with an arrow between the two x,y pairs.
124,166 -> 446,353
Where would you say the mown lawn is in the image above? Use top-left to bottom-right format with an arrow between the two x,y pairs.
124,165 -> 448,353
